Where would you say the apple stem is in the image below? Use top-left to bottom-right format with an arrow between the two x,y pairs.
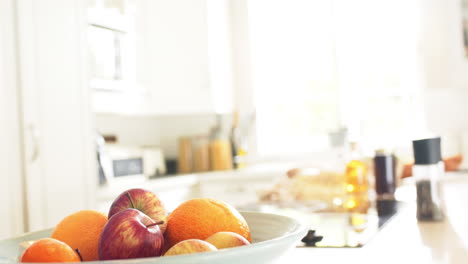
146,220 -> 164,228
126,192 -> 136,209
75,248 -> 83,262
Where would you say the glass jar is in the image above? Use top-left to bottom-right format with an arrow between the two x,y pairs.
177,137 -> 193,174
413,137 -> 445,221
209,138 -> 233,171
414,161 -> 445,221
192,135 -> 210,172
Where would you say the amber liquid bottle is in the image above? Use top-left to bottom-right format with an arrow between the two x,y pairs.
344,142 -> 370,213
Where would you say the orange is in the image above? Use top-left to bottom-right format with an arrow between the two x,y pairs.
51,210 -> 107,261
164,198 -> 251,248
20,238 -> 81,263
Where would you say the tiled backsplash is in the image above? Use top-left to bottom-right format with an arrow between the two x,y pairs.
94,113 -> 231,158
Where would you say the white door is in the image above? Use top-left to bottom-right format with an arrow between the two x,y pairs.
15,0 -> 97,231
0,0 -> 26,239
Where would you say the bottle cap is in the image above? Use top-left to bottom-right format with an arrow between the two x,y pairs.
412,137 -> 442,165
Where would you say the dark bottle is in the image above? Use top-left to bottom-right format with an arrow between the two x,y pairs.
373,150 -> 398,217
373,150 -> 397,199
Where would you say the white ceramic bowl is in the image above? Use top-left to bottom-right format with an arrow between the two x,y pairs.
0,212 -> 307,264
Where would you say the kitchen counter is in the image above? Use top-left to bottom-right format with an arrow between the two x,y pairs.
278,173 -> 468,264
96,165 -> 285,212
96,167 -> 468,263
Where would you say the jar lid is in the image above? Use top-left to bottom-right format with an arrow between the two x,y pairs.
374,148 -> 394,156
412,137 -> 442,165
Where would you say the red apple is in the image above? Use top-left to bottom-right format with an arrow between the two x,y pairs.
98,208 -> 164,260
108,188 -> 167,233
205,231 -> 251,249
163,239 -> 217,256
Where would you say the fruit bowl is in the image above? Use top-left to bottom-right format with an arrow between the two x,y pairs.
0,212 -> 307,264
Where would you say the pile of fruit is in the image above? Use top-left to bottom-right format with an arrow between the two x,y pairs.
20,188 -> 251,262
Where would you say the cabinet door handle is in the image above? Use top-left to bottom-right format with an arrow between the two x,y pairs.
28,124 -> 40,162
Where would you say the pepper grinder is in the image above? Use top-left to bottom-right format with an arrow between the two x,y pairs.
412,137 -> 445,221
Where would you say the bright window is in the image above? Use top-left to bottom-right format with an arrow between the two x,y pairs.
247,0 -> 423,155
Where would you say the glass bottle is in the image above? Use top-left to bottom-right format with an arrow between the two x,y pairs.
344,142 -> 370,213
230,111 -> 240,168
412,137 -> 445,221
209,116 -> 233,171
230,111 -> 249,169
373,149 -> 397,199
373,149 -> 398,216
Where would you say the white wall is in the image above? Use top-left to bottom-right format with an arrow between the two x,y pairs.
157,114 -> 218,158
420,0 -> 468,91
95,114 -> 162,147
136,0 -> 213,114
419,0 -> 468,160
94,0 -> 238,161
95,113 -> 218,158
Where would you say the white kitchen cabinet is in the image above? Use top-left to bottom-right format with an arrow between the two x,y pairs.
135,0 -> 212,115
96,175 -> 201,213
10,0 -> 97,232
97,0 -> 230,115
0,0 -> 26,239
93,169 -> 278,217
89,0 -> 235,115
87,0 -> 154,115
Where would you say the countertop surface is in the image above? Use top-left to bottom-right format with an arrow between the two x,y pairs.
277,173 -> 468,263
97,168 -> 468,263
